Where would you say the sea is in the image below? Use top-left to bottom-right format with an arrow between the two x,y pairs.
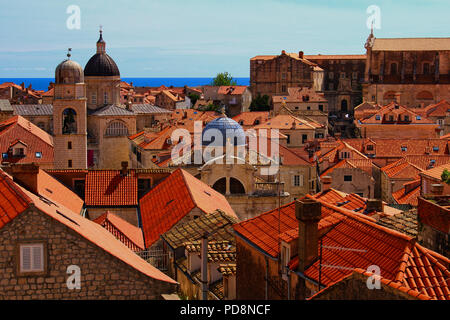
0,77 -> 250,91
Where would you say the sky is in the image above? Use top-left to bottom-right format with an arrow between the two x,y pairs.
0,0 -> 448,78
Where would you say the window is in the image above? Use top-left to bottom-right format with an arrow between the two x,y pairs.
105,121 -> 129,136
390,63 -> 397,75
423,63 -> 430,75
433,146 -> 439,152
68,141 -> 72,150
68,159 -> 73,168
366,145 -> 374,151
104,92 -> 108,104
328,83 -> 334,91
437,119 -> 444,126
20,244 -> 44,273
318,105 -> 323,112
286,134 -> 290,144
35,152 -> 42,158
344,175 -> 352,182
307,106 -> 311,110
14,148 -> 25,157
281,85 -> 287,93
340,72 -> 346,79
302,134 -> 308,144
404,115 -> 409,122
352,72 -> 358,80
328,72 -> 334,79
2,153 -> 8,159
375,115 -> 381,120
282,73 -> 286,80
401,146 -> 407,152
293,175 -> 303,187
92,93 -> 97,105
389,115 -> 394,122
416,116 -> 421,120
62,108 -> 77,134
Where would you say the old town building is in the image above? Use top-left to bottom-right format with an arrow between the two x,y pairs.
363,33 -> 450,107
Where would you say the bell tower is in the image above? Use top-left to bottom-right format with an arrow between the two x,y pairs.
53,49 -> 87,169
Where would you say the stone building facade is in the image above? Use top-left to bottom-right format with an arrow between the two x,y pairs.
363,34 -> 450,107
0,209 -> 175,299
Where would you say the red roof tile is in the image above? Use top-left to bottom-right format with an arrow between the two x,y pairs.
0,116 -> 53,165
392,180 -> 421,206
0,169 -> 175,284
85,170 -> 138,206
140,169 -> 237,248
94,211 -> 145,251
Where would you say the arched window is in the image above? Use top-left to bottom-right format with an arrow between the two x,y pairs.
105,121 -> 129,136
62,108 -> 77,134
230,177 -> 245,194
212,178 -> 226,194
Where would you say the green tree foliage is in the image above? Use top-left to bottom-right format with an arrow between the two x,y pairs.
441,169 -> 450,185
249,94 -> 271,111
211,72 -> 237,86
187,92 -> 200,107
198,103 -> 222,113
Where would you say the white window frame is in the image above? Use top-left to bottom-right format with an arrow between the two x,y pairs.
20,244 -> 44,273
292,174 -> 303,187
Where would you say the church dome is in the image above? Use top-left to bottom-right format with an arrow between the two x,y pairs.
84,53 -> 120,77
55,52 -> 84,84
84,30 -> 120,77
202,117 -> 246,147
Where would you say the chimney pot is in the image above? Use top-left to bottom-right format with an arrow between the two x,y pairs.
10,163 -> 40,194
121,161 -> 128,176
322,175 -> 332,191
299,51 -> 304,59
366,199 -> 383,213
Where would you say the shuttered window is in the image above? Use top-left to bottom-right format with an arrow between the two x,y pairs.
20,244 -> 44,272
292,174 -> 303,187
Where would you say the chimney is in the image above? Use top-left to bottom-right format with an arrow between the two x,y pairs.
431,183 -> 444,195
10,163 -> 40,195
322,176 -> 332,191
298,51 -> 304,59
295,199 -> 321,273
366,199 -> 383,213
121,161 -> 128,176
281,50 -> 286,55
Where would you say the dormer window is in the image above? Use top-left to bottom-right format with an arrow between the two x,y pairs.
416,116 -> 421,120
401,146 -> 407,152
375,115 -> 381,120
35,152 -> 42,158
366,145 -> 374,151
433,146 -> 439,152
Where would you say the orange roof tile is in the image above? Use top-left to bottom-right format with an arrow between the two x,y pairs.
0,116 -> 53,165
85,170 -> 138,206
217,86 -> 248,95
94,211 -> 145,251
0,169 -> 175,284
420,162 -> 450,181
392,180 -> 421,206
232,112 -> 269,127
140,169 -> 237,248
253,114 -> 323,130
320,158 -> 373,177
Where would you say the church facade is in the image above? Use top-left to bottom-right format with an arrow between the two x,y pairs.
52,31 -> 136,169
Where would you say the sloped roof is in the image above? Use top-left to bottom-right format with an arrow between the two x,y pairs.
161,210 -> 238,250
90,104 -> 135,116
94,211 -> 145,251
377,210 -> 418,238
372,37 -> 450,51
131,104 -> 171,114
0,99 -> 12,112
0,169 -> 175,284
304,54 -> 366,60
232,112 -> 269,127
0,116 -> 53,164
84,170 -> 138,206
253,114 -> 323,130
320,158 -> 373,177
392,181 -> 421,206
140,169 -> 237,248
13,104 -> 53,116
420,162 -> 450,181
359,103 -> 436,124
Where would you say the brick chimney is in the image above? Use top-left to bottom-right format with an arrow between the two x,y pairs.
120,161 -> 129,176
321,176 -> 332,191
366,199 -> 383,213
10,163 -> 40,195
298,51 -> 304,59
295,199 -> 322,273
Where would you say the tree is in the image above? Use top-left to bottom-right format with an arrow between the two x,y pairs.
441,169 -> 450,185
187,92 -> 200,107
249,94 -> 271,111
211,72 -> 237,86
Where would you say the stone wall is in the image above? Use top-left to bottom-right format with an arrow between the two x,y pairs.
0,209 -> 176,300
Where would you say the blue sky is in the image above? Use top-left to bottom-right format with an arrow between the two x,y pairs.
0,0 -> 448,77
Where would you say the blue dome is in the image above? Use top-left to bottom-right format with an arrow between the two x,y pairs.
202,117 -> 246,147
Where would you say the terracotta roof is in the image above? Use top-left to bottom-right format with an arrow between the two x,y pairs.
304,54 -> 366,60
232,112 -> 269,127
285,201 -> 450,300
0,116 -> 53,165
217,86 -> 248,95
131,104 -> 171,114
253,114 -> 323,130
392,180 -> 421,206
372,37 -> 450,51
309,268 -> 432,300
140,169 -> 237,248
420,163 -> 450,181
94,211 -> 145,251
0,169 -> 175,284
218,263 -> 236,276
422,100 -> 450,118
383,156 -> 450,179
377,210 -> 419,237
41,88 -> 54,97
359,102 -> 436,124
0,99 -> 12,112
320,158 -> 373,177
84,170 -> 138,206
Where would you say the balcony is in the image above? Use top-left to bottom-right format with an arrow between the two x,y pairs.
253,182 -> 285,197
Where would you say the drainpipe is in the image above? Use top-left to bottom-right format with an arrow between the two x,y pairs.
201,233 -> 208,300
